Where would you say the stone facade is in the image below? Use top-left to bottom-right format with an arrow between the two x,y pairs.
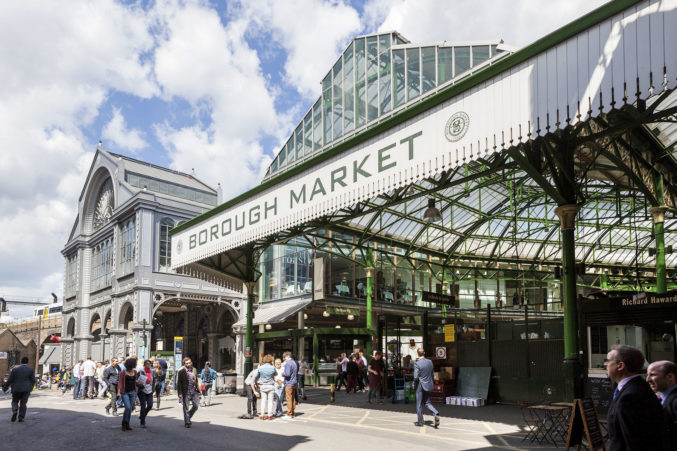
61,146 -> 245,372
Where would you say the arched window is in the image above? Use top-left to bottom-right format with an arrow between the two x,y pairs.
158,218 -> 174,272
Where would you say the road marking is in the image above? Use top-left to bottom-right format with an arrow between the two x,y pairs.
307,405 -> 329,419
357,410 -> 370,424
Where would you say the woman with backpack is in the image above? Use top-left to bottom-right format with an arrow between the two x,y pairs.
200,361 -> 216,407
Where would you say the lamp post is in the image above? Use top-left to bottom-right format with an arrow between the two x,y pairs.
141,319 -> 148,360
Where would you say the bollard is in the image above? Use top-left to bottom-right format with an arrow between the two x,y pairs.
330,383 -> 335,403
302,385 -> 307,400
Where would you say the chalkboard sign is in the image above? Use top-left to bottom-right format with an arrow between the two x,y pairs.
589,375 -> 613,414
456,367 -> 491,399
566,398 -> 606,450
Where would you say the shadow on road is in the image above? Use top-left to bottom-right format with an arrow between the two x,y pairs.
0,403 -> 312,450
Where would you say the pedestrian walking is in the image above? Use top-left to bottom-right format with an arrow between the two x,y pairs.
605,345 -> 667,450
155,354 -> 168,394
117,357 -> 140,431
82,356 -> 96,399
297,356 -> 309,400
357,351 -> 366,391
200,361 -> 216,407
104,358 -> 121,415
177,357 -> 200,428
336,353 -> 348,391
72,360 -> 83,399
367,351 -> 384,404
96,361 -> 107,398
137,359 -> 154,428
256,354 -> 277,420
346,355 -> 358,394
282,352 -> 298,417
2,357 -> 35,422
273,358 -> 284,417
647,360 -> 677,443
61,367 -> 73,395
241,367 -> 259,419
153,361 -> 164,409
413,348 -> 439,428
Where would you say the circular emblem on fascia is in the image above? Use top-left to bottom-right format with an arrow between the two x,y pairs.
176,239 -> 183,255
445,111 -> 470,142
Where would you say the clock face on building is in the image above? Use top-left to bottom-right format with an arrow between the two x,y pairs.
93,179 -> 114,231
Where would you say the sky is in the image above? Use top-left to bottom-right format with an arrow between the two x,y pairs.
0,0 -> 608,318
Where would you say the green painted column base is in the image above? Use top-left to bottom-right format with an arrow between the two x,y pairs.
563,357 -> 584,400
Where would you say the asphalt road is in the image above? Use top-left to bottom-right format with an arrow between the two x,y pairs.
0,388 -> 560,450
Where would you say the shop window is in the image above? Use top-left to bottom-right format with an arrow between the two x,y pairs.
590,326 -> 608,354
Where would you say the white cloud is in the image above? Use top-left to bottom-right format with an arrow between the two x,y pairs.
239,0 -> 362,99
102,107 -> 148,152
0,1 -> 157,296
365,0 -> 609,47
151,0 -> 283,193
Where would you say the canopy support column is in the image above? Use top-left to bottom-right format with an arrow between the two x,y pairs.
243,281 -> 255,378
555,204 -> 582,399
650,173 -> 667,294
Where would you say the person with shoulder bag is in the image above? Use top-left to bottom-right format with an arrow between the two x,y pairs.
177,357 -> 200,428
137,359 -> 154,428
117,357 -> 141,431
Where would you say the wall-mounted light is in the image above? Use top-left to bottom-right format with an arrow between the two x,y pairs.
265,324 -> 272,330
335,325 -> 341,329
347,314 -> 354,321
323,311 -> 330,317
303,313 -> 308,320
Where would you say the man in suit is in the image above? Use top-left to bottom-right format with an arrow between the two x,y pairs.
605,345 -> 667,450
413,348 -> 439,428
2,357 -> 36,422
647,360 -> 677,443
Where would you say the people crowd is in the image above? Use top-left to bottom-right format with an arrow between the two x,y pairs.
14,342 -> 677,447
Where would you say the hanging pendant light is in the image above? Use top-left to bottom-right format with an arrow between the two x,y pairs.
423,199 -> 442,222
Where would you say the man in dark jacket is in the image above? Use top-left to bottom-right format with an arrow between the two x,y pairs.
605,345 -> 667,450
103,358 -> 121,415
647,360 -> 677,444
177,357 -> 199,427
2,357 -> 36,422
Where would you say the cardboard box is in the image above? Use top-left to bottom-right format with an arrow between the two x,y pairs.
445,395 -> 484,407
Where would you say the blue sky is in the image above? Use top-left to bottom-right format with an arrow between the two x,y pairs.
0,0 -> 607,318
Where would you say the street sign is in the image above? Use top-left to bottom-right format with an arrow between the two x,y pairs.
444,324 -> 455,342
0,352 -> 7,359
422,291 -> 456,306
436,347 -> 447,359
174,337 -> 183,370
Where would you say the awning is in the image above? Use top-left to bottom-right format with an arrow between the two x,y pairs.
233,297 -> 312,328
39,344 -> 61,365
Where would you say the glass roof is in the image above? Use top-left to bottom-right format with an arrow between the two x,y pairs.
263,32 -> 510,181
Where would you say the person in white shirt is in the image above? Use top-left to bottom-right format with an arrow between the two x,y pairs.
97,361 -> 108,398
72,360 -> 83,399
82,357 -> 97,399
297,357 -> 309,400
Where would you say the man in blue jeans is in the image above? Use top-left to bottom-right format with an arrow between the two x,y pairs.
72,360 -> 83,399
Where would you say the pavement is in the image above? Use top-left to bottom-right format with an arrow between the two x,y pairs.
0,387 -> 563,450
